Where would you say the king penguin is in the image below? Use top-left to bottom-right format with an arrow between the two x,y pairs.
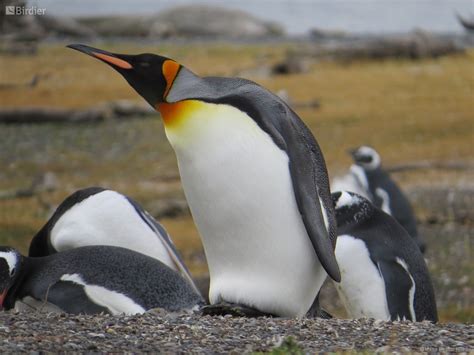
67,44 -> 341,317
0,245 -> 203,315
333,146 -> 425,253
331,191 -> 437,322
28,187 -> 200,295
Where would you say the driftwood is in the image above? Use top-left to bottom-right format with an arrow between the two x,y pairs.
297,30 -> 465,62
0,172 -> 57,200
0,107 -> 105,124
0,101 -> 155,124
386,161 -> 474,173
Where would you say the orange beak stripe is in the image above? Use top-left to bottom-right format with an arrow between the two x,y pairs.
92,52 -> 133,69
162,60 -> 180,98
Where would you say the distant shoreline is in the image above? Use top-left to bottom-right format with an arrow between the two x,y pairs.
29,0 -> 474,35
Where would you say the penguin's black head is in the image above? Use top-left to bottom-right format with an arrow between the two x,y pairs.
67,44 -> 182,108
349,145 -> 381,170
331,191 -> 374,229
0,247 -> 22,309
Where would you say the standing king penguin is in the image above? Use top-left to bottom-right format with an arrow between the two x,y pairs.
332,191 -> 437,322
68,44 -> 341,317
28,187 -> 200,295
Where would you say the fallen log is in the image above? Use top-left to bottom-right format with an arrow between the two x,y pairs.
0,172 -> 57,200
0,101 -> 156,124
296,30 -> 465,62
386,161 -> 474,173
0,107 -> 105,123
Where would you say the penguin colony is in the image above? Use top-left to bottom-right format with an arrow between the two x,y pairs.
332,146 -> 426,253
0,44 -> 438,322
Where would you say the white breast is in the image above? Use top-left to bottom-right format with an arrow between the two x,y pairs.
331,166 -> 371,200
165,102 -> 326,317
51,191 -> 175,270
334,234 -> 390,320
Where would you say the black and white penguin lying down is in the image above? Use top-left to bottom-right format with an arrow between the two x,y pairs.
28,187 -> 200,296
331,191 -> 437,322
0,245 -> 203,315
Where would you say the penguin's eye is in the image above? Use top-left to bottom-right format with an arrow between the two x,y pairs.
139,62 -> 150,68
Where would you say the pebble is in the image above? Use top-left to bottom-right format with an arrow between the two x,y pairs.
0,311 -> 471,353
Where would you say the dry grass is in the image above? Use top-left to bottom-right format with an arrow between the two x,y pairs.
1,43 -> 472,173
0,42 -> 472,322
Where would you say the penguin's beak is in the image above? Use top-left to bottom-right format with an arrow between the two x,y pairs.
67,44 -> 172,108
347,148 -> 358,158
67,44 -> 133,70
0,289 -> 7,309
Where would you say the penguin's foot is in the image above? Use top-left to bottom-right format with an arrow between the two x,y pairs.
306,307 -> 333,319
305,301 -> 333,319
201,302 -> 273,318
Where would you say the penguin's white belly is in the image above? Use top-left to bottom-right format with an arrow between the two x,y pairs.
51,191 -> 175,270
334,235 -> 390,320
164,102 -> 326,317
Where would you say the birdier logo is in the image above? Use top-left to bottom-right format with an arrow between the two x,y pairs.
5,6 -> 14,15
5,5 -> 46,15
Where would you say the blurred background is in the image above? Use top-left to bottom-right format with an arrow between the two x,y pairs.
0,0 -> 472,322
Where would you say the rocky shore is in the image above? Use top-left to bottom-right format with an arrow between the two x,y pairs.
0,310 -> 472,353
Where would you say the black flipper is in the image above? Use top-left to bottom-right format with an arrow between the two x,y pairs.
44,280 -> 109,315
125,196 -> 201,296
167,69 -> 340,282
377,259 -> 415,321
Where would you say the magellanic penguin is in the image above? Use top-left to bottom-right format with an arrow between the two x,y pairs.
28,187 -> 200,295
333,146 -> 425,253
331,191 -> 437,322
0,245 -> 203,315
67,44 -> 341,317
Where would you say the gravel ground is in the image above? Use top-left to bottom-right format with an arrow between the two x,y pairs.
0,310 -> 472,353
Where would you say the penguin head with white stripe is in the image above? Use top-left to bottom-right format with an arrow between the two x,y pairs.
349,146 -> 381,170
67,44 -> 181,108
0,247 -> 22,309
331,191 -> 374,228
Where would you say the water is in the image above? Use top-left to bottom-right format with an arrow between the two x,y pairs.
29,0 -> 474,35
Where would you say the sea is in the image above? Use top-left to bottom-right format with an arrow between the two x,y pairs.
28,0 -> 474,35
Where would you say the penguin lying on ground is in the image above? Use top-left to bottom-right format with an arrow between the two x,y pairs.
332,146 -> 426,252
68,44 -> 340,317
0,245 -> 203,315
28,187 -> 200,295
331,191 -> 437,322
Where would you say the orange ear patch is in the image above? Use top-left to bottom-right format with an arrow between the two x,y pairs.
162,60 -> 180,98
93,52 -> 132,69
